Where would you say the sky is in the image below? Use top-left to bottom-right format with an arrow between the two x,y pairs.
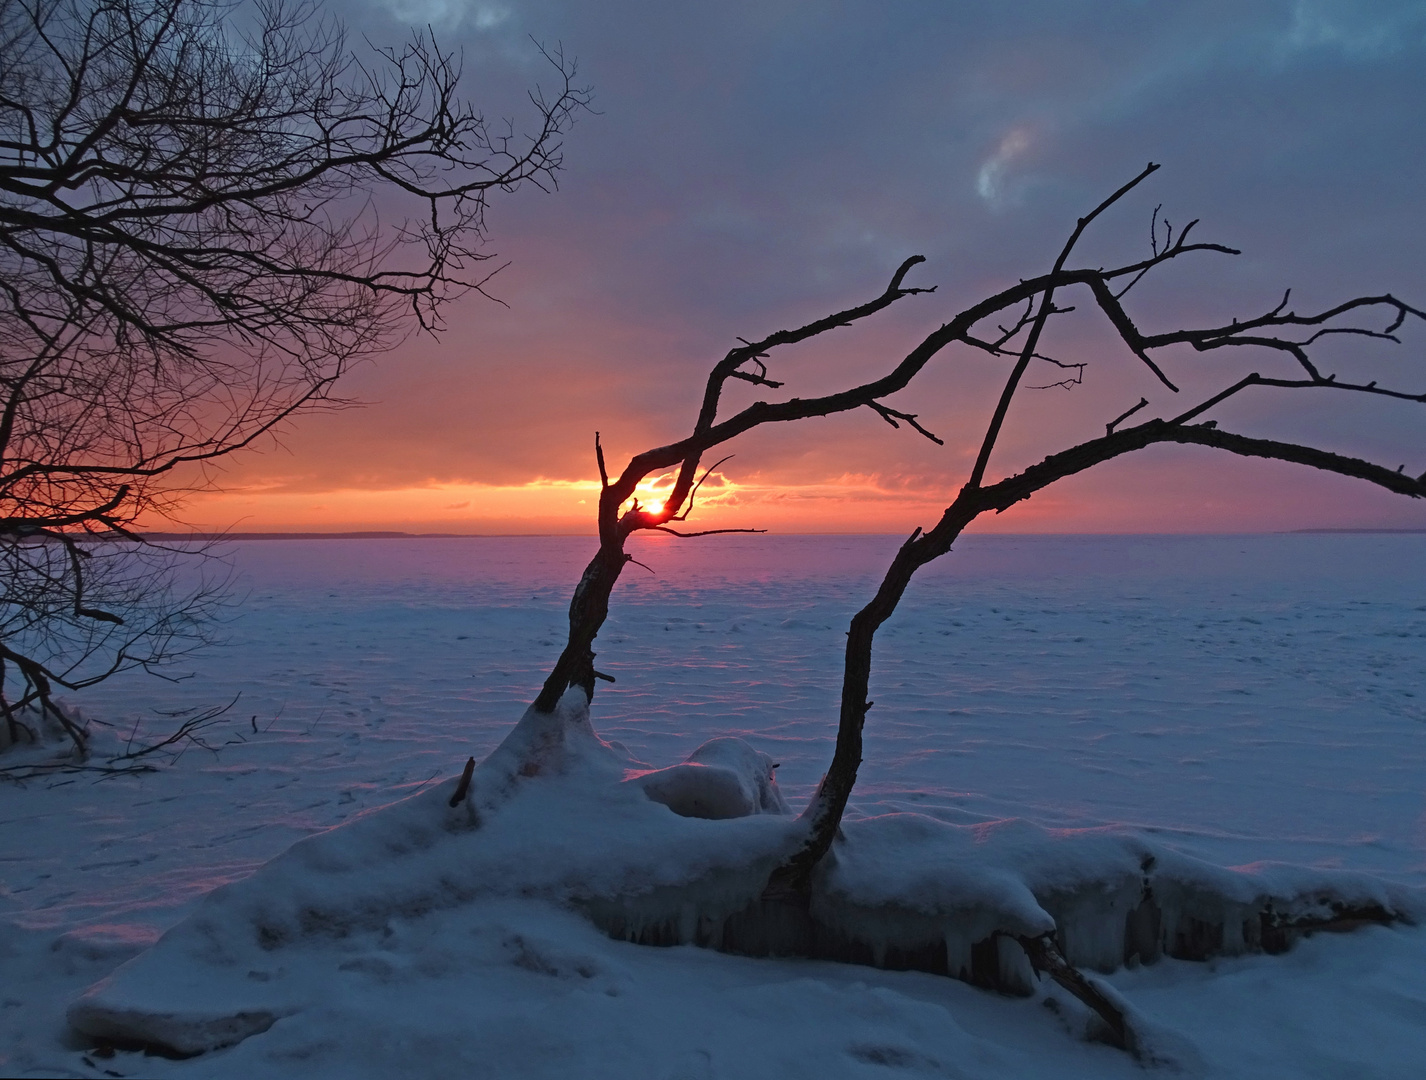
176,0 -> 1426,535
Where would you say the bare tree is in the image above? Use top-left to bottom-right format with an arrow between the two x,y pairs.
770,165 -> 1426,899
497,163 -> 1424,1051
0,0 -> 589,746
531,162 -> 1423,895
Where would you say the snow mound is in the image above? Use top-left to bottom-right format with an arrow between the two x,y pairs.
67,692 -> 1421,1056
627,737 -> 790,819
67,691 -> 800,1053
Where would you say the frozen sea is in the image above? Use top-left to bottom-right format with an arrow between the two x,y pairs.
2,532 -> 1425,1078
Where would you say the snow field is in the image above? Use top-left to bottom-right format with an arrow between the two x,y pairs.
2,533 -> 1424,1077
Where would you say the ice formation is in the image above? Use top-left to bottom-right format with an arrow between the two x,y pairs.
67,691 -> 1420,1056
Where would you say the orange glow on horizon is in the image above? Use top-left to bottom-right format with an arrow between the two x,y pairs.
149,452 -> 1426,537
152,470 -> 947,535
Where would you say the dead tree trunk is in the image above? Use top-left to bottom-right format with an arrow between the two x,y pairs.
766,169 -> 1426,897
532,258 -> 943,712
528,166 -> 1238,716
519,161 -> 1426,908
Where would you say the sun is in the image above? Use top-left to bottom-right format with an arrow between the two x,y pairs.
627,472 -> 677,517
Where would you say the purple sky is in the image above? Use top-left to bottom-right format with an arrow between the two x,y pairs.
182,0 -> 1426,534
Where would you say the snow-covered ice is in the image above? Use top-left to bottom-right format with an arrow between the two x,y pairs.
2,533 -> 1424,1078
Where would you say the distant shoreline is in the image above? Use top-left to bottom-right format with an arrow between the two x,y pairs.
138,531 -> 553,540
131,528 -> 1426,541
1287,528 -> 1426,534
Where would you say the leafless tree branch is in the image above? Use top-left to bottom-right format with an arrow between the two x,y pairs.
0,0 -> 588,746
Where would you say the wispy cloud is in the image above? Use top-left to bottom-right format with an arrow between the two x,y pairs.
369,0 -> 511,33
1280,0 -> 1426,59
976,126 -> 1034,206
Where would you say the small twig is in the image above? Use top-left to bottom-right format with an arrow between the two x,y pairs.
110,694 -> 239,762
729,356 -> 784,389
1106,397 -> 1149,434
1027,357 -> 1087,391
1169,375 -> 1261,426
671,454 -> 735,522
652,526 -> 768,538
0,759 -> 160,782
865,402 -> 945,444
407,770 -> 443,797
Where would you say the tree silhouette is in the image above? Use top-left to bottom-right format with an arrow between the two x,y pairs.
0,0 -> 589,746
533,159 -> 1423,902
512,163 -> 1423,1046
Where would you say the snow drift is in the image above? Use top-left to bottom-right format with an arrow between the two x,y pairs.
67,691 -> 1420,1056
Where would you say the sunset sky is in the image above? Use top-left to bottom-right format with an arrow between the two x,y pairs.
179,0 -> 1426,535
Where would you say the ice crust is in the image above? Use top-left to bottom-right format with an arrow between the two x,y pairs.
818,814 -> 1414,988
66,690 -> 1419,1055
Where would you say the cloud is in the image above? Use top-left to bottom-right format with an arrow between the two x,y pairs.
1279,0 -> 1426,59
976,126 -> 1034,206
369,0 -> 510,33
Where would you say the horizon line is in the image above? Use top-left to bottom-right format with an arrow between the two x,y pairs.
134,528 -> 1426,541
